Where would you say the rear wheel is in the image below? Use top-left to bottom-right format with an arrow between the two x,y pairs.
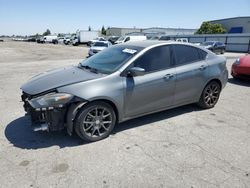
197,81 -> 221,109
221,49 -> 225,54
74,101 -> 116,142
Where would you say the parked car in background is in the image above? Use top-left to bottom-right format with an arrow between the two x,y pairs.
64,37 -> 71,45
149,36 -> 160,40
36,36 -> 45,43
25,37 -> 37,42
88,41 -> 112,57
200,41 -> 226,54
108,36 -> 120,44
44,35 -> 58,43
159,36 -> 171,41
88,37 -> 106,46
176,38 -> 188,43
21,41 -> 228,142
115,35 -> 146,44
58,37 -> 65,43
231,54 -> 250,79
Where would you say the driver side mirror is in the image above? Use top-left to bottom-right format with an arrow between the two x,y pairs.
126,67 -> 145,77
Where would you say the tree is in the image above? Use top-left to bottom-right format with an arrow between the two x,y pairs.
43,29 -> 51,36
101,25 -> 106,35
88,26 -> 92,31
195,22 -> 226,34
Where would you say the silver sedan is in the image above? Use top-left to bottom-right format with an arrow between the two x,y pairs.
21,41 -> 228,142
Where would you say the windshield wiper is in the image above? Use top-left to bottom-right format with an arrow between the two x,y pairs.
79,64 -> 99,74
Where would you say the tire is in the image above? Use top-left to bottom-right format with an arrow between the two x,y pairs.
197,81 -> 221,109
74,101 -> 116,142
221,49 -> 225,54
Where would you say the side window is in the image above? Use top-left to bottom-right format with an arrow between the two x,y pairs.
125,37 -> 130,42
173,45 -> 201,65
133,45 -> 172,73
218,42 -> 223,46
198,49 -> 208,60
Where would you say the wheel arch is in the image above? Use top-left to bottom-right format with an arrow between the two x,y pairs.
89,99 -> 119,123
66,98 -> 120,136
205,78 -> 222,90
197,78 -> 222,103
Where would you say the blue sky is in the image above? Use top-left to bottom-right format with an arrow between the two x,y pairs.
0,0 -> 249,35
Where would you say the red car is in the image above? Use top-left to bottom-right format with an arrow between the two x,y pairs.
231,54 -> 250,79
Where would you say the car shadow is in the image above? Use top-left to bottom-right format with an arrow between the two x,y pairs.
228,78 -> 250,87
114,104 -> 201,134
5,104 -> 201,150
4,116 -> 84,149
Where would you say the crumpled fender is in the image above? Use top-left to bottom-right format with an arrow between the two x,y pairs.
66,101 -> 87,135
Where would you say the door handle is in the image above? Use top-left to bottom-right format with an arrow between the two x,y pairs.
199,65 -> 207,71
163,74 -> 174,80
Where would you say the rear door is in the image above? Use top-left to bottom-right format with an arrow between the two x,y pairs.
172,45 -> 208,105
124,45 -> 176,117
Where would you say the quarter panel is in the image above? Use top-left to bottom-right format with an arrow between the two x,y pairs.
206,56 -> 228,88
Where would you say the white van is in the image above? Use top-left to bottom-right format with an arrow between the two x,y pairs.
115,35 -> 147,44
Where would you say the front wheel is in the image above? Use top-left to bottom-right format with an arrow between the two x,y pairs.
74,101 -> 116,142
197,81 -> 221,109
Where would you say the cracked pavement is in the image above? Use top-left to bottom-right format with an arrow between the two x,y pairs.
0,41 -> 250,188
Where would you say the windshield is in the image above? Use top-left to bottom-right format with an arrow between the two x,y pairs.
117,36 -> 125,41
93,42 -> 108,47
202,41 -> 215,46
80,45 -> 143,74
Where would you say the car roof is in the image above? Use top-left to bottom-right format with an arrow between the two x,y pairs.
118,40 -> 194,48
95,41 -> 109,43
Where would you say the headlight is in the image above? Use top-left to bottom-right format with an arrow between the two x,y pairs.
28,93 -> 73,108
234,58 -> 240,65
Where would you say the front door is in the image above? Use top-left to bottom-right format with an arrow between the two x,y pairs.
123,45 -> 176,118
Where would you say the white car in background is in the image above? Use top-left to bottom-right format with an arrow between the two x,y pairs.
176,38 -> 188,43
88,41 -> 112,57
88,37 -> 106,46
115,35 -> 147,44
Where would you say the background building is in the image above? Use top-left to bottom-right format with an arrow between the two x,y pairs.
209,16 -> 250,33
106,27 -> 142,36
106,27 -> 196,37
142,27 -> 196,38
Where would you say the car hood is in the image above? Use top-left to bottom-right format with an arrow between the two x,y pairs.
200,45 -> 213,49
90,46 -> 107,51
21,65 -> 104,95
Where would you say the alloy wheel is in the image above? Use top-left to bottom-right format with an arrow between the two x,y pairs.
204,83 -> 220,107
82,107 -> 113,138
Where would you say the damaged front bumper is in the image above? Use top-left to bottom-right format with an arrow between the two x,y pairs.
21,92 -> 69,132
